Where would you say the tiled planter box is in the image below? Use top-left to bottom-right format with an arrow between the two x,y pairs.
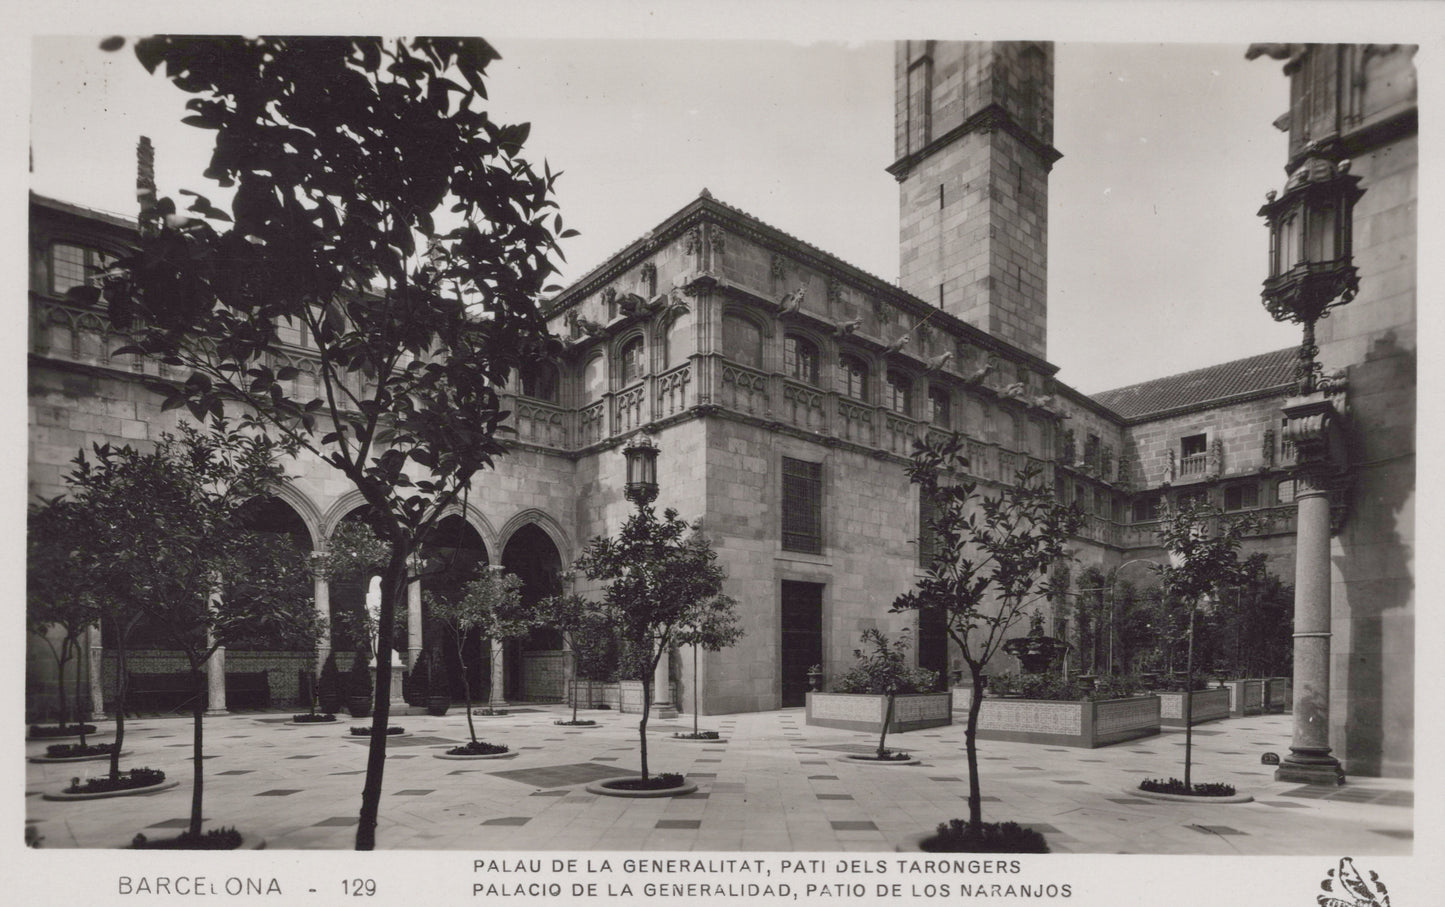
1265,677 -> 1292,713
567,680 -> 676,714
1223,679 -> 1265,717
1155,688 -> 1230,726
971,695 -> 1160,748
805,692 -> 953,733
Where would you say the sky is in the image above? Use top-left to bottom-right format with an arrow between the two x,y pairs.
29,36 -> 1306,393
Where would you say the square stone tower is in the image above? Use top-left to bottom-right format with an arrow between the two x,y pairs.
889,41 -> 1060,360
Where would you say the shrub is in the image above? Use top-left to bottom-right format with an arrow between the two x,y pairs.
350,726 -> 403,736
132,826 -> 242,850
1090,674 -> 1144,700
607,772 -> 685,791
28,723 -> 97,739
1140,777 -> 1236,797
921,819 -> 1049,853
317,653 -> 342,714
348,649 -> 373,700
674,730 -> 719,739
447,741 -> 508,756
66,767 -> 166,794
45,742 -> 116,758
1151,674 -> 1211,692
291,712 -> 336,723
402,649 -> 428,707
829,629 -> 939,694
426,644 -> 451,713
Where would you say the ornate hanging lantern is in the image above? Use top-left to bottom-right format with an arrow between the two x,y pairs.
622,433 -> 660,506
1258,155 -> 1364,394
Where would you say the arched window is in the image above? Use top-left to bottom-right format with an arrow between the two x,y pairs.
50,242 -> 116,296
838,354 -> 869,400
928,386 -> 950,428
655,319 -> 674,372
886,369 -> 913,416
784,334 -> 819,386
619,336 -> 645,385
1010,412 -> 1024,450
1276,479 -> 1297,505
722,313 -> 762,369
966,398 -> 984,435
520,361 -> 559,403
582,354 -> 606,403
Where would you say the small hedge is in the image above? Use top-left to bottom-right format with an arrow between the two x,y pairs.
921,819 -> 1049,854
985,673 -> 1145,701
45,742 -> 117,758
66,768 -> 166,795
132,827 -> 243,850
673,730 -> 718,740
292,713 -> 337,723
1149,675 -> 1213,692
1139,777 -> 1236,797
29,723 -> 97,739
606,772 -> 686,792
350,726 -> 404,736
447,741 -> 509,756
556,719 -> 598,727
472,708 -> 508,717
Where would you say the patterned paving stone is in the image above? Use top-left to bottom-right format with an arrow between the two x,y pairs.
286,755 -> 320,760
928,776 -> 961,782
1053,780 -> 1088,785
816,794 -> 853,800
1369,829 -> 1412,839
829,820 -> 876,831
656,819 -> 701,829
808,775 -> 839,781
329,770 -> 366,776
147,818 -> 208,828
1258,800 -> 1311,808
394,790 -> 434,796
1188,825 -> 1246,835
256,790 -> 304,797
313,817 -> 359,827
482,817 -> 532,826
487,762 -> 632,788
1012,766 -> 1044,771
530,790 -> 568,797
216,770 -> 254,776
711,782 -> 745,792
1106,798 -> 1153,805
687,772 -> 717,778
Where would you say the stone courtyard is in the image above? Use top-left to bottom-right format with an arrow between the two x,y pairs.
25,704 -> 1412,853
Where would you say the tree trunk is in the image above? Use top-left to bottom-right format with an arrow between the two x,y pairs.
190,665 -> 206,839
1184,603 -> 1196,790
459,630 -> 477,743
965,665 -> 986,828
54,642 -> 71,730
569,649 -> 579,724
638,674 -> 651,781
356,545 -> 407,851
877,691 -> 895,757
110,637 -> 128,779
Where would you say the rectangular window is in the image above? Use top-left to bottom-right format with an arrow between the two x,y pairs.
928,387 -> 950,428
917,488 -> 938,567
781,457 -> 823,554
1224,483 -> 1259,511
1181,433 -> 1207,458
51,243 -> 115,296
1132,495 -> 1161,523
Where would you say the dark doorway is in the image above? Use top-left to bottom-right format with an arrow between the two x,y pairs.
917,606 -> 949,689
419,515 -> 489,700
780,581 -> 823,707
501,524 -> 564,701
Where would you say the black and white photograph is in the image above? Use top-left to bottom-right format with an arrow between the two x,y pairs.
11,2 -> 1437,904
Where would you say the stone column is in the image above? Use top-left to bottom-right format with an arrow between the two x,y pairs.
651,645 -> 678,718
407,579 -> 423,670
1276,393 -> 1347,784
204,626 -> 228,716
313,572 -> 331,676
489,639 -> 509,709
86,624 -> 107,720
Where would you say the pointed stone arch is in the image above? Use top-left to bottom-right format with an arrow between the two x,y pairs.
261,480 -> 325,549
496,508 -> 573,566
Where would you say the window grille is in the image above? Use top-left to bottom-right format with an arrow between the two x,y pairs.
786,335 -> 820,385
781,457 -> 823,554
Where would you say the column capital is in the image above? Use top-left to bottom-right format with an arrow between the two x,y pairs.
1282,392 -> 1352,531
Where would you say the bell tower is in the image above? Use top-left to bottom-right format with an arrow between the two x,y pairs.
889,41 -> 1060,359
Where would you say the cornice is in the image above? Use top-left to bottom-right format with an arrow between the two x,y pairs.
1104,384 -> 1296,427
886,103 -> 1063,181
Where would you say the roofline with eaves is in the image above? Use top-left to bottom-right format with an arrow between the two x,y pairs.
1099,383 -> 1297,426
544,194 -> 1060,378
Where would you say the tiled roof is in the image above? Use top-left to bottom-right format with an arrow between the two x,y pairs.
1090,347 -> 1298,420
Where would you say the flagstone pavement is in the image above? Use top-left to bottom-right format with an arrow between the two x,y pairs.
25,705 -> 1412,853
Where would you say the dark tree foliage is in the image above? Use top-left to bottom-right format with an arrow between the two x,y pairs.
536,582 -> 612,723
571,505 -> 742,781
98,35 -> 571,849
27,500 -> 103,734
892,434 -> 1084,831
429,569 -> 536,743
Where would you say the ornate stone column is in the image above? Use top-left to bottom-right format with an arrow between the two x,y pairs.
87,624 -> 107,720
651,645 -> 677,719
312,571 -> 331,675
407,579 -> 423,670
489,639 -> 509,709
1276,393 -> 1348,784
204,625 -> 228,716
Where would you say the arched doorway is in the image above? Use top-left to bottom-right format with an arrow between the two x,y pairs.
501,524 -> 564,701
419,514 -> 490,701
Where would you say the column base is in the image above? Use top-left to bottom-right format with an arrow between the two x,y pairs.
487,699 -> 511,710
204,708 -> 230,717
1275,756 -> 1345,785
650,703 -> 679,719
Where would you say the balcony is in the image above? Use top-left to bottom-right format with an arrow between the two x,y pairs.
1178,452 -> 1208,478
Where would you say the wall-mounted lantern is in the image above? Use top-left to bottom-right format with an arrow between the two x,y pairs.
1258,155 -> 1364,394
622,433 -> 660,507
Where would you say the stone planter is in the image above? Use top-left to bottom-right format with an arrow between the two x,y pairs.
838,753 -> 922,766
805,692 -> 952,734
585,777 -> 699,798
1222,679 -> 1265,717
1155,688 -> 1230,727
1265,677 -> 1292,713
44,779 -> 181,801
973,695 -> 1160,748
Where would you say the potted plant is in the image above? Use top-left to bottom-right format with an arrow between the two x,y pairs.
806,665 -> 824,691
973,672 -> 1160,748
346,648 -> 373,719
317,652 -> 343,715
806,629 -> 947,743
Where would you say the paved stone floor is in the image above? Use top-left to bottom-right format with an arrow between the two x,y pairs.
25,705 -> 1412,853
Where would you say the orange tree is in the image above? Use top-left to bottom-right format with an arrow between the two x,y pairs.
892,434 -> 1083,833
95,36 -> 569,849
26,499 -> 103,736
571,505 -> 742,781
428,569 -> 536,743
